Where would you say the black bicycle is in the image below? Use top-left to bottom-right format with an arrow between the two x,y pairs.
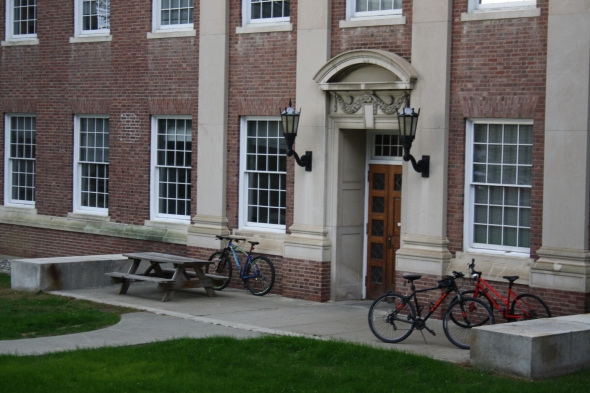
368,271 -> 494,349
207,236 -> 275,296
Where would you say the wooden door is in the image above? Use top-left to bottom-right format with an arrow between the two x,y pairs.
366,164 -> 402,299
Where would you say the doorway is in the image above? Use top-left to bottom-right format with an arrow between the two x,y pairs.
366,164 -> 402,299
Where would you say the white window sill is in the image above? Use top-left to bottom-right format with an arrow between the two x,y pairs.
1,38 -> 39,47
145,220 -> 190,231
0,205 -> 37,214
147,30 -> 196,39
236,23 -> 293,34
461,7 -> 540,22
70,35 -> 112,44
339,16 -> 406,28
68,212 -> 110,221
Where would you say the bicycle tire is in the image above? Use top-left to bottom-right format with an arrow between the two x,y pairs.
368,292 -> 416,343
206,251 -> 232,290
509,293 -> 551,320
443,297 -> 494,350
458,289 -> 495,314
244,256 -> 275,296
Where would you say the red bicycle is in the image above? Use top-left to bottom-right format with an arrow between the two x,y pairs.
460,259 -> 551,321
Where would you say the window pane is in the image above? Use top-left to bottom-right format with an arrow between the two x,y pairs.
244,119 -> 287,227
470,121 -> 532,250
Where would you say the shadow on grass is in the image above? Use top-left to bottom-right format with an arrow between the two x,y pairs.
0,273 -> 135,340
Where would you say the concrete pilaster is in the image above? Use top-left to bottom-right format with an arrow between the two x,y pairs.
395,0 -> 452,276
188,0 -> 231,248
533,1 -> 590,293
283,0 -> 332,262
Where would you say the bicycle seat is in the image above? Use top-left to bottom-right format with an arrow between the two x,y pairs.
248,241 -> 260,246
402,273 -> 421,281
503,276 -> 519,282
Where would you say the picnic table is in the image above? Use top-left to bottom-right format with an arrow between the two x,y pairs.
106,252 -> 228,302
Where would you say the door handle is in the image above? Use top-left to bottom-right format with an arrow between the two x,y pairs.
387,236 -> 393,249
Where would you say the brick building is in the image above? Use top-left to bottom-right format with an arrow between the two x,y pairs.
1,1 -> 589,314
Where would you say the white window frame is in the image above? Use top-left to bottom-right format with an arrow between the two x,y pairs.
150,115 -> 193,223
239,116 -> 287,233
468,0 -> 536,13
4,113 -> 36,208
74,0 -> 110,38
242,0 -> 290,27
73,115 -> 109,216
464,119 -> 533,255
346,0 -> 402,21
367,130 -> 403,164
5,0 -> 37,42
152,0 -> 195,34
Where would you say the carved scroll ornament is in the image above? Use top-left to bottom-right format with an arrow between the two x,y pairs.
331,91 -> 410,115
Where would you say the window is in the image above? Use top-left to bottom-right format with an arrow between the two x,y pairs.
243,0 -> 290,25
240,118 -> 287,230
370,131 -> 403,161
73,116 -> 109,214
4,114 -> 36,207
469,0 -> 536,12
151,116 -> 192,222
152,0 -> 194,32
465,120 -> 533,253
5,0 -> 37,40
348,0 -> 402,19
74,0 -> 110,37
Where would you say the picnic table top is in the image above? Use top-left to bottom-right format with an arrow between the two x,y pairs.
122,252 -> 210,265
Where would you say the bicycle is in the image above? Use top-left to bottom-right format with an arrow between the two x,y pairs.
459,259 -> 551,321
207,236 -> 276,296
368,271 -> 494,349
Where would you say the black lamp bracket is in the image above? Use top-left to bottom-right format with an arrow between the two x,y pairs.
288,149 -> 312,172
401,139 -> 429,178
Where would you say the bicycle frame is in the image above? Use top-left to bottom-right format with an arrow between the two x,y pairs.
224,239 -> 260,280
399,279 -> 464,325
470,264 -> 531,320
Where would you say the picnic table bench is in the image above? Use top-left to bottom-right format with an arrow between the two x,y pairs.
106,252 -> 229,302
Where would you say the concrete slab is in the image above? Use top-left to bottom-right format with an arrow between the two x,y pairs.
471,315 -> 590,379
10,255 -> 142,291
46,283 -> 471,363
0,312 -> 261,356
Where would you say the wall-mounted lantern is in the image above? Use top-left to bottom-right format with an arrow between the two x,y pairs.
280,100 -> 312,172
398,107 -> 429,178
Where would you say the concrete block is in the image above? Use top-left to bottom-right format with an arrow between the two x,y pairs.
471,314 -> 590,379
10,255 -> 139,291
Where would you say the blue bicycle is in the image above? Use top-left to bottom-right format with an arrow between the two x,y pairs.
207,236 -> 276,296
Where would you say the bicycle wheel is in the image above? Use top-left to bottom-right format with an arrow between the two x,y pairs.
458,289 -> 494,314
443,297 -> 494,350
368,292 -> 415,343
509,293 -> 551,320
206,252 -> 232,290
244,256 -> 275,296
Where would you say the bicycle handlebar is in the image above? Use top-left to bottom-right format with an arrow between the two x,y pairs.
468,258 -> 483,277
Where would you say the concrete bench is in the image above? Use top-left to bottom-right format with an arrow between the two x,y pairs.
471,314 -> 590,380
11,254 -> 138,291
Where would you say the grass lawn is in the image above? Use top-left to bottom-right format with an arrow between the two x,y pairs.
1,335 -> 589,393
0,273 -> 134,340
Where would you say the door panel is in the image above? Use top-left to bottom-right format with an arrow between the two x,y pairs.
366,164 -> 402,299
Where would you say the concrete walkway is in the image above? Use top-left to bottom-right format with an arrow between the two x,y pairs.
0,282 -> 469,363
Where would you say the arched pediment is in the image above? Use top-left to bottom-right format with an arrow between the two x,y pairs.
313,50 -> 417,91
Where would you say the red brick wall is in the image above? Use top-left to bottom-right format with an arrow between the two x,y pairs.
282,257 -> 330,302
0,1 -> 199,225
331,0 -> 413,60
225,1 -> 298,231
447,0 -> 548,258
